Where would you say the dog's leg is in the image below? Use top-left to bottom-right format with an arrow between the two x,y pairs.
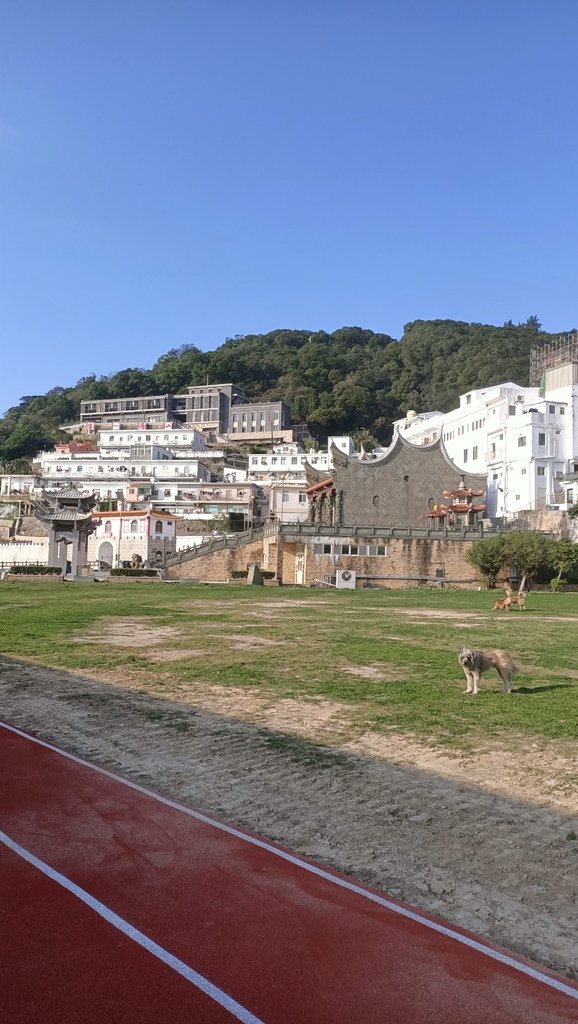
463,668 -> 474,693
471,669 -> 480,695
497,668 -> 512,693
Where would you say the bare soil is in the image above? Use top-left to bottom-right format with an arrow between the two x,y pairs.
1,644 -> 577,979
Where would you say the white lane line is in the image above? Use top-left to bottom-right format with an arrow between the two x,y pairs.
0,829 -> 265,1024
2,719 -> 578,1004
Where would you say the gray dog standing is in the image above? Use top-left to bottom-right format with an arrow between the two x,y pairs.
458,647 -> 518,694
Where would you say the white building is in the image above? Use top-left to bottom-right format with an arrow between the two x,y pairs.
394,351 -> 578,519
87,510 -> 178,568
98,426 -> 207,458
246,437 -> 358,523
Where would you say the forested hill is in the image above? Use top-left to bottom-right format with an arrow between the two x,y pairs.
0,318 -> 567,466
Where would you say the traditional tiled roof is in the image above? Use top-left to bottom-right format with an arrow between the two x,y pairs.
38,508 -> 95,522
44,488 -> 95,499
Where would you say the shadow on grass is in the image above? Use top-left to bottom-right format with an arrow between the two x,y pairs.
515,684 -> 573,694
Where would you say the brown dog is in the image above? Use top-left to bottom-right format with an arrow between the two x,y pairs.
493,594 -> 511,611
507,589 -> 526,611
458,647 -> 518,694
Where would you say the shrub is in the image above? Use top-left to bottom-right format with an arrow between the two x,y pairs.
110,568 -> 159,577
9,564 -> 62,575
549,577 -> 568,592
230,569 -> 276,580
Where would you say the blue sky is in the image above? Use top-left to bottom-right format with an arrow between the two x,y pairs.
1,1 -> 577,416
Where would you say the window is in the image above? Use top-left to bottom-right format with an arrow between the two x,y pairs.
509,406 -> 516,415
313,543 -> 332,554
517,436 -> 527,447
560,407 -> 565,415
472,446 -> 478,460
466,394 -> 471,404
492,473 -> 498,480
282,492 -> 290,502
521,468 -> 526,475
155,521 -> 163,535
104,520 -> 112,534
463,450 -> 468,463
537,467 -> 545,476
538,433 -> 546,446
298,493 -> 307,503
130,519 -> 139,533
549,405 -> 555,414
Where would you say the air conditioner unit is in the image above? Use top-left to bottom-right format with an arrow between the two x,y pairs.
336,569 -> 356,589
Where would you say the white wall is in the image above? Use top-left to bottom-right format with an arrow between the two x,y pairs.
0,540 -> 48,567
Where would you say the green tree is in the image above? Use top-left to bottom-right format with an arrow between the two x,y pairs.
503,531 -> 552,592
549,539 -> 578,581
466,535 -> 508,589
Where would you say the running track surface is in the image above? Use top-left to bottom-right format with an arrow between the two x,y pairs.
1,720 -> 577,1024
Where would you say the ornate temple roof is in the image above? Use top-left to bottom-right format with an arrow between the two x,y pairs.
36,508 -> 95,522
44,488 -> 96,501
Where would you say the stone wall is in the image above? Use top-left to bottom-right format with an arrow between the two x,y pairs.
166,537 -> 266,582
165,532 -> 481,588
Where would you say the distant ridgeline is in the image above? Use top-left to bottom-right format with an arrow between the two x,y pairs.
0,318 -> 568,465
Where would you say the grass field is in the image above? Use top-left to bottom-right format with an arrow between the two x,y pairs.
1,580 -> 577,749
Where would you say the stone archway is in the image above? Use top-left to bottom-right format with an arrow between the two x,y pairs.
98,541 -> 114,568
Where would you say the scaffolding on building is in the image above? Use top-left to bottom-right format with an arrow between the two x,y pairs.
530,331 -> 578,387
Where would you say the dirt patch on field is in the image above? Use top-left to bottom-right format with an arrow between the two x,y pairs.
343,664 -> 405,682
74,618 -> 181,647
145,649 -> 203,662
390,609 -> 484,620
207,633 -> 285,651
1,656 -> 577,979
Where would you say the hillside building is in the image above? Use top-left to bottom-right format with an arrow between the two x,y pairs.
80,382 -> 293,443
393,334 -> 578,519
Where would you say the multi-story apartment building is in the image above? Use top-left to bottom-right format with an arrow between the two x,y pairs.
97,426 -> 207,459
27,447 -> 265,524
394,336 -> 578,518
80,382 -> 293,442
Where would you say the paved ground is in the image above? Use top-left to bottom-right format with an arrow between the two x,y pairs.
1,720 -> 577,1023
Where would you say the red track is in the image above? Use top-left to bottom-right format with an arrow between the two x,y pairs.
1,720 -> 577,1023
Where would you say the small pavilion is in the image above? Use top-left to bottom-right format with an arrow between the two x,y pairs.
426,479 -> 486,529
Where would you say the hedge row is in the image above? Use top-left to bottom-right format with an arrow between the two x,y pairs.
9,564 -> 62,575
110,568 -> 159,577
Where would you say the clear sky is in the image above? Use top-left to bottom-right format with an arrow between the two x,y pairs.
1,0 -> 577,416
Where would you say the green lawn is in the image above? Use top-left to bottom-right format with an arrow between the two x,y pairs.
1,580 -> 577,749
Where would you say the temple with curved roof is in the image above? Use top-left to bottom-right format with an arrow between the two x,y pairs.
305,434 -> 487,530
